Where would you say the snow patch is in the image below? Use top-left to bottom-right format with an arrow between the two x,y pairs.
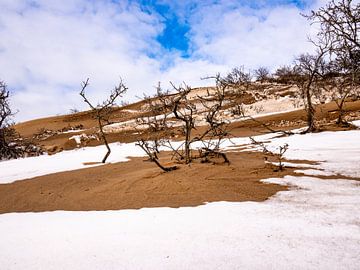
0,128 -> 360,269
0,142 -> 146,183
352,120 -> 360,127
61,129 -> 84,134
263,130 -> 360,178
0,175 -> 359,269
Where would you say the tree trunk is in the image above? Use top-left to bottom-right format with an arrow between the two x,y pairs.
336,101 -> 345,125
305,85 -> 316,133
184,121 -> 191,164
98,117 -> 111,163
152,157 -> 177,172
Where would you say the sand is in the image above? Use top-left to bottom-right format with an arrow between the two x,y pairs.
0,151 -> 295,214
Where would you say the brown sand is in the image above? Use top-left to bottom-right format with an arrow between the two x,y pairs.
14,100 -> 360,152
4,98 -> 358,214
0,151 -> 294,214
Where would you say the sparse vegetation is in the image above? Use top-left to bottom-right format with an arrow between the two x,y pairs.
254,67 -> 271,83
135,77 -> 233,172
273,65 -> 300,84
135,85 -> 178,172
0,81 -> 14,159
294,49 -> 328,133
79,78 -> 127,163
249,136 -> 289,171
304,0 -> 360,126
276,143 -> 289,171
0,81 -> 43,160
2,0 -> 359,169
221,66 -> 252,89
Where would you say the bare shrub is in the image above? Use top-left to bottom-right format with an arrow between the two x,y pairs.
304,0 -> 360,126
0,81 -> 42,160
277,143 -> 289,171
250,136 -> 289,171
69,108 -> 79,114
0,82 -> 13,147
135,85 -> 178,172
222,67 -> 252,89
254,67 -> 271,83
135,77 -> 232,172
0,81 -> 22,160
79,78 -> 127,163
273,65 -> 301,84
249,137 -> 271,154
294,49 -> 328,133
322,60 -> 359,125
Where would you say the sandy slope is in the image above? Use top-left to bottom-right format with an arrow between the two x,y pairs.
0,151 -> 291,213
0,85 -> 359,269
12,82 -> 360,153
0,128 -> 359,269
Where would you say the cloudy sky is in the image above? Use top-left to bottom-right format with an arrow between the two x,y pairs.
0,0 -> 326,121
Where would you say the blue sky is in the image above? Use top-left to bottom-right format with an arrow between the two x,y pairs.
0,0 -> 321,121
138,0 -> 192,54
137,0 -> 313,55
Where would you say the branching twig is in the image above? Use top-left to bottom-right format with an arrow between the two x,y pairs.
79,78 -> 127,163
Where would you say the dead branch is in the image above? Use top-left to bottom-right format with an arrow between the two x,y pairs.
79,78 -> 127,163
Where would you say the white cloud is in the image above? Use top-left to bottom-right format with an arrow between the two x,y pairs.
0,0 -> 323,122
0,0 -> 166,120
188,3 -> 317,69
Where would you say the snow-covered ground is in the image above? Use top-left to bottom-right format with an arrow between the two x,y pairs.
0,128 -> 360,269
231,125 -> 360,179
264,130 -> 360,178
0,142 -> 146,184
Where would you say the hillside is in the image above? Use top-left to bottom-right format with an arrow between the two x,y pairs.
13,82 -> 360,153
1,82 -> 360,269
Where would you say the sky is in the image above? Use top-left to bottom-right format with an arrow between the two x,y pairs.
0,0 -> 327,121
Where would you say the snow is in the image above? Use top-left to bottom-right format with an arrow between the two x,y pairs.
260,130 -> 360,178
241,96 -> 302,116
0,128 -> 279,184
0,142 -> 146,184
60,129 -> 84,134
228,108 -> 299,123
352,119 -> 360,127
103,119 -> 142,133
0,175 -> 359,269
0,126 -> 346,184
103,96 -> 301,133
69,133 -> 86,144
0,128 -> 360,269
103,113 -> 181,133
122,109 -> 139,113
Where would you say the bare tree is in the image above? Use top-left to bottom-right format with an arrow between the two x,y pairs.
305,0 -> 359,51
169,82 -> 197,164
0,81 -> 17,159
202,67 -> 252,119
79,78 -> 127,163
304,0 -> 360,125
194,75 -> 231,164
221,67 -> 252,89
0,81 -> 43,159
273,65 -> 301,84
135,78 -> 231,171
136,139 -> 178,172
254,67 -> 271,82
322,56 -> 359,125
0,82 -> 11,132
135,85 -> 178,172
294,49 -> 328,132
